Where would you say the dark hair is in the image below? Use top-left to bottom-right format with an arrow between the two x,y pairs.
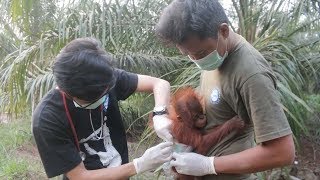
53,37 -> 115,101
155,0 -> 229,45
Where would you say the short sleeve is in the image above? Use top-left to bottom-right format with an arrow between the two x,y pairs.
32,110 -> 82,178
113,69 -> 138,100
240,73 -> 292,144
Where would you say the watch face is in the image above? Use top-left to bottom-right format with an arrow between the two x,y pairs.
153,106 -> 166,112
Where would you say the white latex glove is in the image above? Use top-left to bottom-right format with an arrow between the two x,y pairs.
170,152 -> 217,176
153,115 -> 173,142
133,142 -> 173,174
161,142 -> 192,178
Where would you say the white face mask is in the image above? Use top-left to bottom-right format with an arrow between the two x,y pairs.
189,35 -> 228,71
74,94 -> 108,109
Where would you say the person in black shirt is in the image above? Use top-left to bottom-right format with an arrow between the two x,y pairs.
32,37 -> 173,179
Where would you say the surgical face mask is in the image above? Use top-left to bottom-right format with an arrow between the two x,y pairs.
74,94 -> 107,109
189,36 -> 228,71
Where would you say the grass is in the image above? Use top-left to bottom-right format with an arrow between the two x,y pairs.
0,113 -> 162,180
0,107 -> 318,180
0,115 -> 46,180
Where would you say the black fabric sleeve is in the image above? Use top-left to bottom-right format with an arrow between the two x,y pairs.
113,69 -> 138,100
32,109 -> 82,178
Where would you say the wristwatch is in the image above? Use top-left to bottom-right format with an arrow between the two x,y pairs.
152,106 -> 167,116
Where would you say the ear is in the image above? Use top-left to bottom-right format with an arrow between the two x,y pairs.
218,23 -> 229,39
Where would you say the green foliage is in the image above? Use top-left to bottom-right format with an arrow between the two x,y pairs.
306,94 -> 320,112
0,0 -> 319,178
255,167 -> 292,180
0,0 -> 319,143
305,94 -> 320,137
172,0 -> 320,139
120,93 -> 154,140
0,158 -> 29,180
0,116 -> 45,179
0,117 -> 31,150
0,0 -> 182,114
236,0 -> 320,138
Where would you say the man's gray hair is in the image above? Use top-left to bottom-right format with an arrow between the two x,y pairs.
155,0 -> 229,45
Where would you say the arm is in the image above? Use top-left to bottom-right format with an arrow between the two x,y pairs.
214,134 -> 295,174
170,134 -> 294,176
113,69 -> 169,103
135,74 -> 170,106
197,116 -> 244,155
67,142 -> 173,180
214,73 -> 295,173
67,162 -> 136,180
214,73 -> 294,173
136,74 -> 173,141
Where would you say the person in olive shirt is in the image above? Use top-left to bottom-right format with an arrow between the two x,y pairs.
154,0 -> 295,179
32,37 -> 173,179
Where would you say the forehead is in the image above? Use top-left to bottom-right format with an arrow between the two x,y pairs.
177,36 -> 216,55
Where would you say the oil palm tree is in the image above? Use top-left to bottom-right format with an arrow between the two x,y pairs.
0,0 -> 181,114
171,0 -> 320,138
1,0 -> 319,139
230,0 -> 320,137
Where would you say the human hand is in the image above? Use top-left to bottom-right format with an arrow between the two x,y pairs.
153,115 -> 173,142
133,142 -> 173,174
169,152 -> 217,176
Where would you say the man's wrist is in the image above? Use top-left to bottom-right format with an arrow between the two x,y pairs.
208,156 -> 217,175
153,105 -> 167,116
128,162 -> 139,176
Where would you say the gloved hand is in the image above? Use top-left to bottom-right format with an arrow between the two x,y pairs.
169,152 -> 217,176
153,115 -> 173,142
161,142 -> 192,178
133,142 -> 173,174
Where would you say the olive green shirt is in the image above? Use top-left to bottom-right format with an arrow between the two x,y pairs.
200,37 -> 292,180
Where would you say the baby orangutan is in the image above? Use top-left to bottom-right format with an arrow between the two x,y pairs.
168,87 -> 244,180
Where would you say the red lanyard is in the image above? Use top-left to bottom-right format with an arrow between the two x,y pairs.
60,92 -> 80,151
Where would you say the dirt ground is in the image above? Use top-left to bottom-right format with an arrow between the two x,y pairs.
11,143 -> 47,179
294,136 -> 320,177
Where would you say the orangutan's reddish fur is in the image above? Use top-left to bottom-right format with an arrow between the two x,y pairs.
169,87 -> 244,180
169,87 -> 243,155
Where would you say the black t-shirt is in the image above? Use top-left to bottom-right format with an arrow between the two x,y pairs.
32,69 -> 138,178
